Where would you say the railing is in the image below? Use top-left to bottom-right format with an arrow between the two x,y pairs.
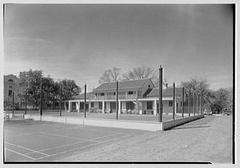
92,94 -> 137,100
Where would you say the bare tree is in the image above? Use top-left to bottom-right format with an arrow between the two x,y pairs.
181,78 -> 214,109
122,65 -> 168,87
122,65 -> 154,80
98,67 -> 121,84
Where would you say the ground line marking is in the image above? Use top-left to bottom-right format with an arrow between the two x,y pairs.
29,132 -> 126,153
6,148 -> 36,160
6,142 -> 50,156
39,132 -> 99,142
36,133 -> 135,160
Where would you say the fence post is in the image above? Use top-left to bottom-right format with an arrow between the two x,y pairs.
159,65 -> 163,122
25,91 -> 27,115
188,92 -> 190,117
200,95 -> 202,114
60,84 -> 62,116
84,84 -> 87,118
12,92 -> 15,116
116,81 -> 119,120
40,81 -> 43,117
173,82 -> 175,120
193,91 -> 195,116
182,87 -> 184,118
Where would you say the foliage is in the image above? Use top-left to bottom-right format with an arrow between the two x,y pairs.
60,79 -> 81,100
17,69 -> 80,108
211,88 -> 232,113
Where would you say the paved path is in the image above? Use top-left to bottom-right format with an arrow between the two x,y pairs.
64,115 -> 233,163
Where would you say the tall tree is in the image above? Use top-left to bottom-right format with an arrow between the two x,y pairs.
211,88 -> 232,113
181,78 -> 214,110
60,79 -> 81,100
98,67 -> 121,84
18,69 -> 81,109
18,69 -> 43,108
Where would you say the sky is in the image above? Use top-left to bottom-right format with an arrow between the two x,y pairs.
4,4 -> 233,91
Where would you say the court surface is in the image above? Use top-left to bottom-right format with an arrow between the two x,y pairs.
4,119 -> 148,162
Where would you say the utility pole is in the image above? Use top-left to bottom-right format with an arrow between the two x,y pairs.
159,65 -> 163,122
84,84 -> 87,118
116,81 -> 119,120
173,82 -> 175,120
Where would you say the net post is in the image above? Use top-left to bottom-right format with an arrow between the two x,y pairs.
84,84 -> 87,118
116,81 -> 119,120
182,87 -> 184,118
173,82 -> 175,120
159,65 -> 163,122
40,80 -> 43,117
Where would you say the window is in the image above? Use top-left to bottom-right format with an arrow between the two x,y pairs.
128,91 -> 133,95
99,102 -> 102,109
169,101 -> 173,107
8,90 -> 12,96
147,101 -> 153,109
91,102 -> 94,107
8,79 -> 13,82
113,92 -> 116,95
9,86 -> 12,89
100,93 -> 105,96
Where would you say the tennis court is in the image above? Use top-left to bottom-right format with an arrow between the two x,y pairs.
4,119 -> 148,162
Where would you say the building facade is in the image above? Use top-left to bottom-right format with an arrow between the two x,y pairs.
66,79 -> 184,115
4,74 -> 22,110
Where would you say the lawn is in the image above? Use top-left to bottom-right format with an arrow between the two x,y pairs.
63,115 -> 233,163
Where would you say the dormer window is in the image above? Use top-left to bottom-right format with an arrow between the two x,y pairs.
128,91 -> 133,95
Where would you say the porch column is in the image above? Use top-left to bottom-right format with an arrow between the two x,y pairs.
64,102 -> 67,112
68,101 -> 72,112
139,101 -> 142,115
102,101 -> 105,113
154,99 -> 157,116
88,101 -> 91,112
118,101 -> 121,114
76,101 -> 80,112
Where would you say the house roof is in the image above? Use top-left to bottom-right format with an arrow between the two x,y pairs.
93,78 -> 153,92
147,87 -> 183,98
72,92 -> 95,100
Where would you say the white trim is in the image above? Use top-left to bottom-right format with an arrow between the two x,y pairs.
68,97 -> 181,103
